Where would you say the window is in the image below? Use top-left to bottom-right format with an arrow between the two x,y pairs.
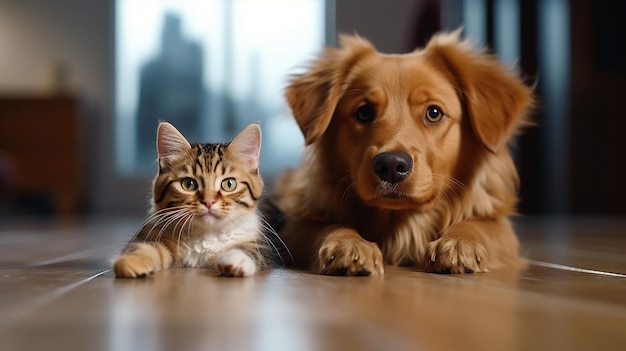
115,0 -> 326,181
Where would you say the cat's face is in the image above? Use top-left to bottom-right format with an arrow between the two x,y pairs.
151,122 -> 263,227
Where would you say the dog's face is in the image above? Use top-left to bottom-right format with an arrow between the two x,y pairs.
286,31 -> 532,211
326,52 -> 464,210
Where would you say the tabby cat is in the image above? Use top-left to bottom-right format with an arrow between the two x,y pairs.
113,122 -> 271,278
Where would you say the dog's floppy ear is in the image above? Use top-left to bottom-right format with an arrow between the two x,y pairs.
424,31 -> 533,153
285,34 -> 376,145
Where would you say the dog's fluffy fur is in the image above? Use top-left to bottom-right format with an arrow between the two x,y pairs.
274,30 -> 533,276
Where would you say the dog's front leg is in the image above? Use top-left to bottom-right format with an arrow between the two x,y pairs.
317,226 -> 384,276
281,219 -> 384,276
425,217 -> 520,273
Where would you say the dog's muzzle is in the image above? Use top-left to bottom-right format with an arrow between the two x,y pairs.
373,152 -> 413,184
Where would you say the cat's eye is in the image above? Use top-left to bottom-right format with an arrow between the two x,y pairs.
355,104 -> 376,124
181,177 -> 198,191
424,105 -> 445,124
221,178 -> 237,192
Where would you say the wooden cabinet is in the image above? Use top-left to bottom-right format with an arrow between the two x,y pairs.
0,96 -> 85,216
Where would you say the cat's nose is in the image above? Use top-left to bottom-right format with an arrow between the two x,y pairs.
204,200 -> 214,209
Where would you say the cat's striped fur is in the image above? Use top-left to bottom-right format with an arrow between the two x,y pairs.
113,122 -> 271,278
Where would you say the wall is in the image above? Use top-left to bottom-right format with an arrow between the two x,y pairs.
0,0 -> 110,97
334,0 -> 425,53
0,0 -> 151,215
568,0 -> 626,214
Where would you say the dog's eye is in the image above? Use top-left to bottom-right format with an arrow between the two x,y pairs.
355,104 -> 376,123
425,105 -> 445,124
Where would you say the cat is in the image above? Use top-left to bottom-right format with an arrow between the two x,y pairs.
113,121 -> 273,278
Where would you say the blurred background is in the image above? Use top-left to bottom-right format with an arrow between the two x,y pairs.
0,0 -> 624,220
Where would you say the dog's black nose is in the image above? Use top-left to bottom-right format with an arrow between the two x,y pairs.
373,152 -> 413,184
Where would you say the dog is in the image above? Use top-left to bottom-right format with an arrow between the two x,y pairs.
272,30 -> 533,276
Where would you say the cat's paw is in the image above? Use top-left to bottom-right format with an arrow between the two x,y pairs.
318,229 -> 384,276
113,254 -> 156,278
215,249 -> 257,277
113,243 -> 171,278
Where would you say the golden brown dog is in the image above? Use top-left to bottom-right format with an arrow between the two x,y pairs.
274,30 -> 533,276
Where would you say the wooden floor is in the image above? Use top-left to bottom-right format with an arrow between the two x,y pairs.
0,217 -> 625,351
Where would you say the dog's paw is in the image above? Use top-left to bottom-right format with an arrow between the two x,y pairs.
113,254 -> 156,278
215,249 -> 257,277
426,236 -> 489,273
318,230 -> 384,276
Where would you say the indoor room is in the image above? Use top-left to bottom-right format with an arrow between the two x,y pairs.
0,0 -> 625,350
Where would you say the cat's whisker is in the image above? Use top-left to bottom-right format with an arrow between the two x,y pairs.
258,215 -> 294,266
144,211 -> 180,240
154,211 -> 189,243
259,233 -> 281,266
177,213 -> 195,251
185,214 -> 195,239
170,210 -> 192,240
127,207 -> 189,244
143,210 -> 187,242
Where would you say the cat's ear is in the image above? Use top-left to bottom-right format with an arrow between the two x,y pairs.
230,123 -> 261,171
157,122 -> 191,169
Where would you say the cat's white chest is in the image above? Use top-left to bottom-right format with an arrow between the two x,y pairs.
182,213 -> 259,268
190,233 -> 230,254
